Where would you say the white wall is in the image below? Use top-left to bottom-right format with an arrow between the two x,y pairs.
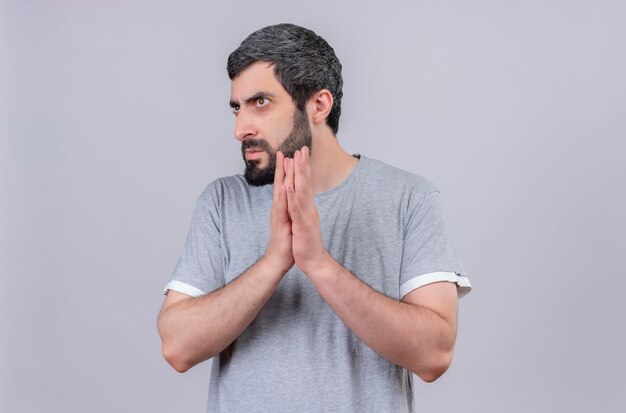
1,1 -> 625,412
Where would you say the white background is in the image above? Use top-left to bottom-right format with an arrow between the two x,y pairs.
1,1 -> 625,412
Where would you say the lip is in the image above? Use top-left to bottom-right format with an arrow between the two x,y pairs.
245,149 -> 264,159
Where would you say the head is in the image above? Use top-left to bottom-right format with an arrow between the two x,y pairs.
227,24 -> 343,186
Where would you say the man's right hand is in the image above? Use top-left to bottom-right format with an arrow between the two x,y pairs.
263,151 -> 295,274
159,153 -> 296,373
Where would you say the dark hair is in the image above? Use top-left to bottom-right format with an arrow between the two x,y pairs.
227,23 -> 343,135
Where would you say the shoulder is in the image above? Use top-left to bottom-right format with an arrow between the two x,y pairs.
198,174 -> 246,199
359,156 -> 440,200
196,174 -> 271,208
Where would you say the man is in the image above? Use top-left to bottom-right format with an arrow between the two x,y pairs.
158,23 -> 471,412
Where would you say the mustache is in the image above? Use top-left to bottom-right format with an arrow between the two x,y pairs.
241,139 -> 273,153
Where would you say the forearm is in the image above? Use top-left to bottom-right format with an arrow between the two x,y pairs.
158,257 -> 285,372
308,253 -> 457,382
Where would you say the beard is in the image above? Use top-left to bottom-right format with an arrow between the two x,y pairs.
241,108 -> 313,186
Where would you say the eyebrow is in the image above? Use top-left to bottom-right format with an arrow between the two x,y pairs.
229,91 -> 276,108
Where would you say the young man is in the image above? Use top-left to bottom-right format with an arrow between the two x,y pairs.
158,23 -> 471,412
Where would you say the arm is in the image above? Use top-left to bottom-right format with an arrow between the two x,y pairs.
284,148 -> 458,382
306,255 -> 458,382
158,151 -> 294,373
157,256 -> 286,373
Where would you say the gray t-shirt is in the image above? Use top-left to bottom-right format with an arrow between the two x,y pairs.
163,156 -> 471,412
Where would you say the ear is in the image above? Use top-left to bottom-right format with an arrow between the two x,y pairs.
307,89 -> 334,127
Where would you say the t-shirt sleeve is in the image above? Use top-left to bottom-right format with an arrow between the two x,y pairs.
162,183 -> 225,297
399,188 -> 471,300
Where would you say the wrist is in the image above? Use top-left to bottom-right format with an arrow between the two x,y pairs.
259,254 -> 293,277
299,250 -> 337,279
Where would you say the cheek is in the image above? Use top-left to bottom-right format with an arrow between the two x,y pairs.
270,114 -> 294,141
256,109 -> 296,149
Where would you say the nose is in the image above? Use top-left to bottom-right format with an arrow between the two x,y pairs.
234,110 -> 257,142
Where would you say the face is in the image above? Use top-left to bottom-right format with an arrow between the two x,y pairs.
230,62 -> 312,186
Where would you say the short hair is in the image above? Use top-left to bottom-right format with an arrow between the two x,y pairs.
227,23 -> 343,135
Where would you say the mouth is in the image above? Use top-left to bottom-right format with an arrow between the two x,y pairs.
245,149 -> 265,160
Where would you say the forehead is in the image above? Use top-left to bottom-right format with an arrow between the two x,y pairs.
230,61 -> 288,101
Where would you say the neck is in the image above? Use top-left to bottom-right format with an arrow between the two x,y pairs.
309,131 -> 359,194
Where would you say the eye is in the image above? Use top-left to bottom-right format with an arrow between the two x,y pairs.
232,104 -> 240,114
256,97 -> 269,107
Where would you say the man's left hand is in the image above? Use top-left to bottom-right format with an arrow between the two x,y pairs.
283,146 -> 330,275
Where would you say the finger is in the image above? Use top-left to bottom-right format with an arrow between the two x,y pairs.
286,180 -> 300,223
294,150 -> 305,196
282,158 -> 292,220
294,150 -> 312,215
274,156 -> 289,221
284,158 -> 301,221
283,157 -> 294,197
273,151 -> 285,203
303,146 -> 312,184
296,147 -> 310,194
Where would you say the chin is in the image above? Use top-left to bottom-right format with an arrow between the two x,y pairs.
244,162 -> 275,186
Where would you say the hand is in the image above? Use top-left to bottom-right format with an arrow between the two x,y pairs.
283,146 -> 329,275
263,151 -> 295,274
